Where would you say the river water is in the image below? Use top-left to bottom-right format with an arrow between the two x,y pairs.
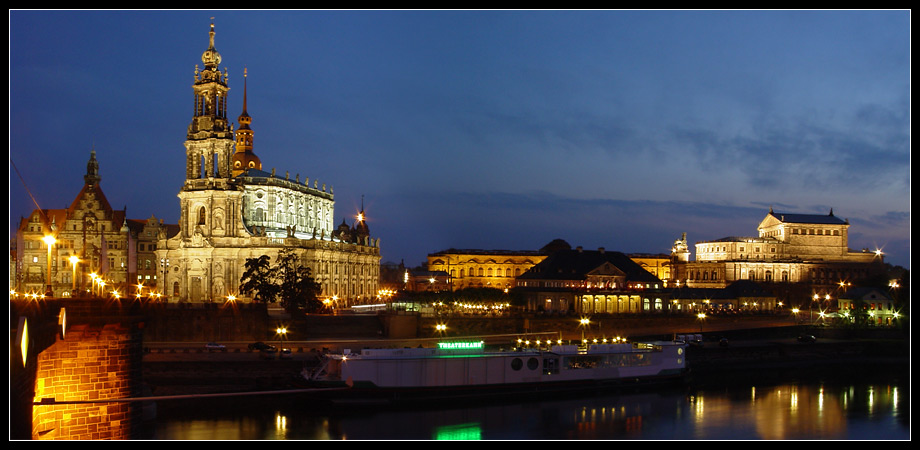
142,369 -> 909,440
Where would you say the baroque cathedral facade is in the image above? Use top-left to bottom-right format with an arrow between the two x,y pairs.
156,23 -> 381,304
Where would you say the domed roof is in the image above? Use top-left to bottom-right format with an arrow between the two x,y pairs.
232,152 -> 261,172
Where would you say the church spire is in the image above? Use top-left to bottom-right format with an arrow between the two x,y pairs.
232,68 -> 262,176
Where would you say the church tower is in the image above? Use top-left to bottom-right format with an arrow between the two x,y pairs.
177,22 -> 245,241
185,21 -> 234,181
159,21 -> 381,304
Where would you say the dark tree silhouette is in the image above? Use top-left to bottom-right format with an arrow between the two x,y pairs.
239,250 -> 323,314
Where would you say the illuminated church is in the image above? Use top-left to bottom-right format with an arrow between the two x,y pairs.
156,23 -> 380,303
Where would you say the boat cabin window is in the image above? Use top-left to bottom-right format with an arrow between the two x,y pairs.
527,358 -> 539,371
543,358 -> 560,375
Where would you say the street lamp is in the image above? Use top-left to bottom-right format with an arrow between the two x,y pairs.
697,312 -> 706,334
276,326 -> 288,348
68,255 -> 80,293
89,272 -> 98,297
579,317 -> 591,344
811,293 -> 820,323
42,235 -> 56,297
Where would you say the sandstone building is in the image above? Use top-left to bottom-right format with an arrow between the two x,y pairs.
13,24 -> 381,304
426,239 -> 573,291
13,151 -> 171,298
156,23 -> 380,304
670,208 -> 884,290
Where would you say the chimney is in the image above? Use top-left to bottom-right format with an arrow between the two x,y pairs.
598,247 -> 605,254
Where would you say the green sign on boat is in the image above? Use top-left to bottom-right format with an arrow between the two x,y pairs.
437,341 -> 484,350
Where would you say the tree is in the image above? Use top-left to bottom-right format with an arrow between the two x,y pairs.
275,249 -> 323,314
239,255 -> 279,304
238,250 -> 323,314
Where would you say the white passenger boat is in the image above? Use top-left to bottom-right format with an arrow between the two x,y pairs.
303,339 -> 689,401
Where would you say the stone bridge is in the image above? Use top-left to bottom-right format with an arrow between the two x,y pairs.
10,298 -> 147,440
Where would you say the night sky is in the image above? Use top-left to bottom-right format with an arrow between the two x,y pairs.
10,10 -> 911,269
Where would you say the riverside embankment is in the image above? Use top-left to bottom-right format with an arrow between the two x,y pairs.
142,326 -> 908,397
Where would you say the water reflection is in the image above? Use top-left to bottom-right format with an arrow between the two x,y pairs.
148,380 -> 908,440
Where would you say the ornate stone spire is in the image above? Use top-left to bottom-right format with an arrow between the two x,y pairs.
201,21 -> 222,70
84,148 -> 100,186
185,20 -> 234,180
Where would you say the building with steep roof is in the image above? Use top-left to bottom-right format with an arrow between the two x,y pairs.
13,151 -> 171,297
671,208 -> 885,293
156,23 -> 380,304
516,246 -> 667,313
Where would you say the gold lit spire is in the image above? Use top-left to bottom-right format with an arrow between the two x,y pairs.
232,68 -> 261,176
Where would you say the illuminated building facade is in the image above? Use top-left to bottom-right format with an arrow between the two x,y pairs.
627,253 -> 672,286
671,208 -> 884,290
426,239 -> 569,291
835,287 -> 899,325
156,23 -> 380,304
515,246 -> 666,313
13,151 -> 171,298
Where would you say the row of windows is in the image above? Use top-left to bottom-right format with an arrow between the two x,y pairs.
690,271 -> 719,281
791,228 -> 840,236
449,267 -> 523,278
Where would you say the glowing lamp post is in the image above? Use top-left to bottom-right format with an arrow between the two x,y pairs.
697,312 -> 706,334
68,255 -> 80,293
580,317 -> 591,344
89,273 -> 98,297
42,235 -> 56,297
276,326 -> 288,348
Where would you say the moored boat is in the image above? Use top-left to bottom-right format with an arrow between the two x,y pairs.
303,339 -> 689,402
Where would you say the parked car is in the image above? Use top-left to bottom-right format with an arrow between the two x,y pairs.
279,348 -> 293,359
260,347 -> 278,359
205,342 -> 226,351
797,334 -> 817,343
719,337 -> 730,347
248,341 -> 276,351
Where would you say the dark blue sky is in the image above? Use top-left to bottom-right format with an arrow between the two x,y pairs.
9,10 -> 911,269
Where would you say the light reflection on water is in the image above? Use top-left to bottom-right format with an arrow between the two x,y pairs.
147,380 -> 909,440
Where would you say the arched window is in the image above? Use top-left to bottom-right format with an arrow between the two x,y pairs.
197,207 -> 206,225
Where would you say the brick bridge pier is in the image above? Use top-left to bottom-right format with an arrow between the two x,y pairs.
10,299 -> 147,440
